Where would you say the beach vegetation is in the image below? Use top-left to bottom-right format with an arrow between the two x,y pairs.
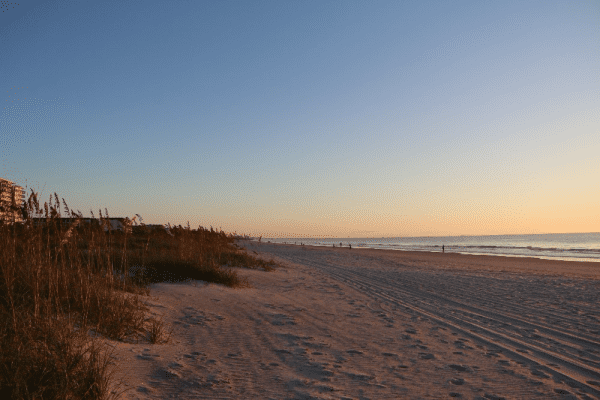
0,190 -> 275,399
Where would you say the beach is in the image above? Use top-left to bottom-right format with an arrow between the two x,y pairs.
104,241 -> 600,399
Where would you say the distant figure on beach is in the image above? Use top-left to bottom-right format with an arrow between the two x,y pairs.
442,245 -> 445,253
349,244 -> 352,249
333,244 -> 335,247
340,242 -> 342,247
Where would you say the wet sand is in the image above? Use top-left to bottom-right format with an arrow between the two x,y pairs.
273,242 -> 600,279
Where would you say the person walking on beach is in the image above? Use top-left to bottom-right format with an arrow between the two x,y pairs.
349,244 -> 352,249
442,245 -> 445,253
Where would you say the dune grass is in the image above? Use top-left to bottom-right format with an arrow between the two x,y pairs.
0,190 -> 276,399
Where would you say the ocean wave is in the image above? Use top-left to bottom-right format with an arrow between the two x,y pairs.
407,244 -> 600,254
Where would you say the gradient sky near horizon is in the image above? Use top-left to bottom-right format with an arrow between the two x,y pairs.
1,0 -> 599,238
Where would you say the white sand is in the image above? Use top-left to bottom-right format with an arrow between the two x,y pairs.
99,241 -> 600,399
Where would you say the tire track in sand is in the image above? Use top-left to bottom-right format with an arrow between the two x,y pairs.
272,251 -> 600,399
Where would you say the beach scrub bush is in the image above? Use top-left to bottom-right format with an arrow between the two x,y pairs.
0,191 -> 274,399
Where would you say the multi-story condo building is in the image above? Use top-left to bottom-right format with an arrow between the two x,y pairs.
0,178 -> 25,224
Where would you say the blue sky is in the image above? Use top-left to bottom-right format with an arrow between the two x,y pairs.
1,0 -> 598,237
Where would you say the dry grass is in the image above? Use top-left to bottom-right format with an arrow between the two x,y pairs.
0,190 -> 277,399
146,316 -> 174,345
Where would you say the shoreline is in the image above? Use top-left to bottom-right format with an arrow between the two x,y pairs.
242,240 -> 600,279
250,236 -> 600,264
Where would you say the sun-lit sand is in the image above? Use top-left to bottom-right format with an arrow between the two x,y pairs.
103,241 -> 600,399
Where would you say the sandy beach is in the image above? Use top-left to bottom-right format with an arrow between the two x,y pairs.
102,242 -> 600,399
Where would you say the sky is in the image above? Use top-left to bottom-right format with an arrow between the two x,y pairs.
1,0 -> 599,238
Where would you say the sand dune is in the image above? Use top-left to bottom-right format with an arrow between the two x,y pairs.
103,242 -> 600,399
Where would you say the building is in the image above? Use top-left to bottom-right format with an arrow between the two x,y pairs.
0,178 -> 25,224
31,217 -> 127,231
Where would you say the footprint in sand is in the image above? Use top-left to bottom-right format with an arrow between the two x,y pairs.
285,379 -> 308,390
345,372 -> 374,382
553,388 -> 575,396
270,313 -> 296,326
346,349 -> 364,355
334,355 -> 347,363
136,354 -> 157,361
316,384 -> 336,393
448,364 -> 472,372
180,310 -> 224,327
136,385 -> 151,393
153,367 -> 181,380
297,364 -> 335,381
483,394 -> 507,400
485,351 -> 500,358
530,369 -> 550,379
136,349 -> 161,361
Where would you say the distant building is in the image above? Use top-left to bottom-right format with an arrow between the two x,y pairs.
0,178 -> 25,224
232,234 -> 255,240
31,217 -> 127,231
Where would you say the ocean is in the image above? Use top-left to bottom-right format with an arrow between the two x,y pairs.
264,233 -> 600,263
